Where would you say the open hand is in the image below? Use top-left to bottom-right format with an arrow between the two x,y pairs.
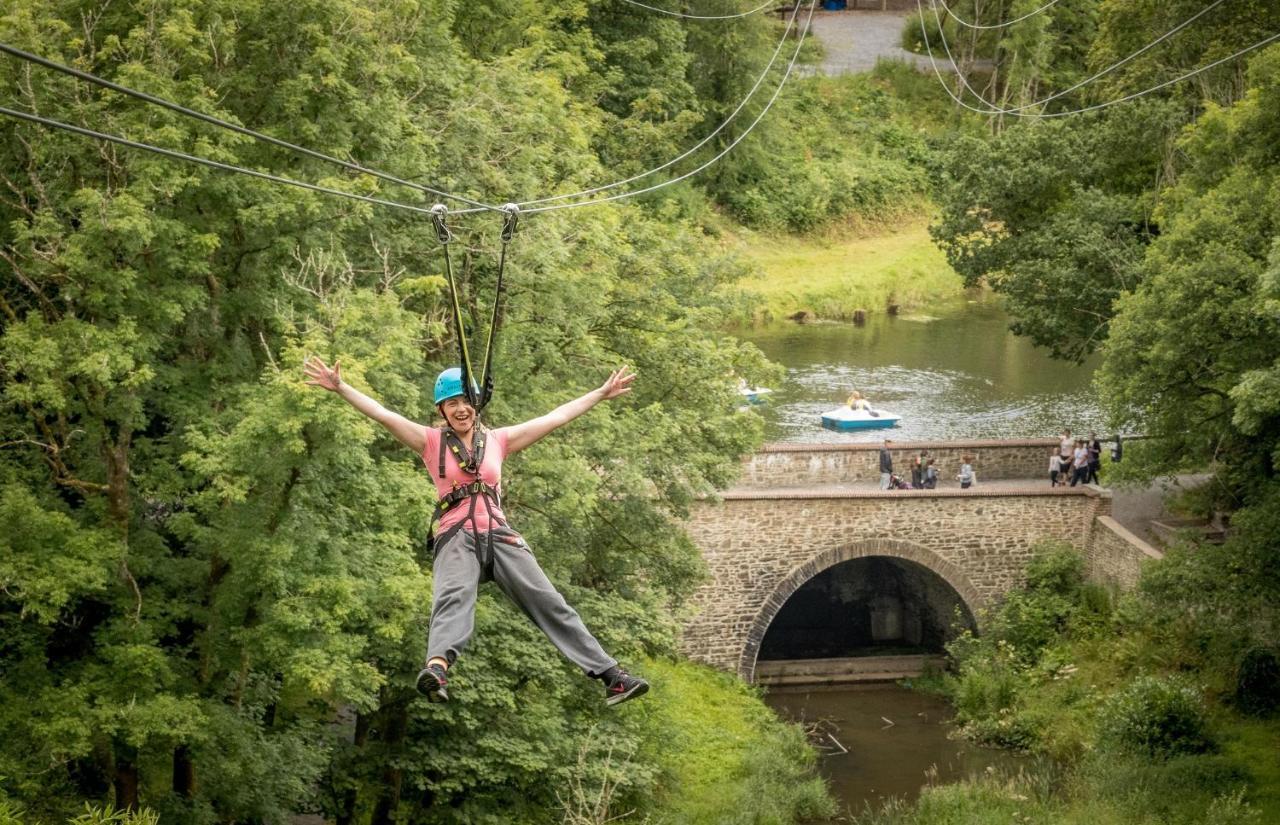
598,366 -> 636,401
304,356 -> 343,392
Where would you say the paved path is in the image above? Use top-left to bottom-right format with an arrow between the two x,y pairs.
807,9 -> 949,76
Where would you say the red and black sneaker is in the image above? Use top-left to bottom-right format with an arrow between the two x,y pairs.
604,669 -> 649,707
415,663 -> 450,703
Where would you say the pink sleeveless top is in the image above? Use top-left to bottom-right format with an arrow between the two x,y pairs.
420,426 -> 511,532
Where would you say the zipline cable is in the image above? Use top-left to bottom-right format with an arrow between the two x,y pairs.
924,0 -> 1228,115
936,0 -> 1062,31
0,104 -> 446,217
614,0 -> 780,21
0,42 -> 501,213
518,0 -> 802,207
457,0 -> 818,215
914,0 -> 1273,117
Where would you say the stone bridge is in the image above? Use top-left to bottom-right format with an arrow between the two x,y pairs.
680,439 -> 1161,682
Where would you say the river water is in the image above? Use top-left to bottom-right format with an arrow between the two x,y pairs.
736,291 -> 1106,444
764,685 -> 1022,817
737,293 -> 1074,815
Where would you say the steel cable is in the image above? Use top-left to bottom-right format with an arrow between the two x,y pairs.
614,0 -> 780,20
0,104 -> 445,217
0,42 -> 501,212
914,0 -> 1274,118
517,0 -> 802,208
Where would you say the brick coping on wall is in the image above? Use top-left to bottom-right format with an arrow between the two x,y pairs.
758,438 -> 1062,453
715,484 -> 1111,501
1095,515 -> 1164,560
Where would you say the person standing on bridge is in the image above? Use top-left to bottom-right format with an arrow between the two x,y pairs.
1087,432 -> 1103,484
879,439 -> 894,490
303,357 -> 650,708
1050,450 -> 1064,487
1070,439 -> 1091,487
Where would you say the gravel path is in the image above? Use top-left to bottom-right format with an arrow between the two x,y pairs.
807,9 -> 949,76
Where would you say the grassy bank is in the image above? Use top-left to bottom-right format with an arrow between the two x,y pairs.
868,541 -> 1280,825
638,659 -> 836,824
723,219 -> 964,323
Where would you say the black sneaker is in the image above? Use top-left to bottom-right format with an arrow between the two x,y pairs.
415,663 -> 449,703
604,669 -> 649,707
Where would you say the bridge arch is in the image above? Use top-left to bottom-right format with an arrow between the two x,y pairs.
738,537 -> 986,683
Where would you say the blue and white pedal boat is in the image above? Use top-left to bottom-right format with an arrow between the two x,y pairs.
739,387 -> 773,405
820,406 -> 901,431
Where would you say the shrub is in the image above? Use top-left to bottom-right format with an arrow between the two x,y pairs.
1098,674 -> 1215,758
899,9 -> 943,54
1233,647 -> 1280,717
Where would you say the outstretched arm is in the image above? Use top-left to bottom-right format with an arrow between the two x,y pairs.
304,356 -> 426,454
504,367 -> 635,455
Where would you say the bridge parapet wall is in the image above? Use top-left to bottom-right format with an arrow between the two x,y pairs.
1088,516 -> 1163,589
739,439 -> 1062,488
681,485 -> 1111,678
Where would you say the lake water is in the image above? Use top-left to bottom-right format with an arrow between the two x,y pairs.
736,291 -> 1106,444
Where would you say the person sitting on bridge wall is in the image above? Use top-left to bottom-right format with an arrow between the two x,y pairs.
958,455 -> 975,489
924,458 -> 938,489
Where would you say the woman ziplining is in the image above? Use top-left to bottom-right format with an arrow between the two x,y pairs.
302,357 -> 650,707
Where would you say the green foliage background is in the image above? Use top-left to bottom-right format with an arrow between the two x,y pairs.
0,0 -> 849,821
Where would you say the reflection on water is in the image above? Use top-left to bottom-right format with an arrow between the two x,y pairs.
737,293 -> 1106,443
765,685 -> 1022,818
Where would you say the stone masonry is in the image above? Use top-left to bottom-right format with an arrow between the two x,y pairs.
737,439 -> 1065,488
680,471 -> 1126,681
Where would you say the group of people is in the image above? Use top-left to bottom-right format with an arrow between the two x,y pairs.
878,439 -> 975,490
1051,429 -> 1103,487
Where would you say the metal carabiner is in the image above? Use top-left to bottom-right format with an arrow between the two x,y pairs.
500,203 -> 520,243
430,203 -> 453,244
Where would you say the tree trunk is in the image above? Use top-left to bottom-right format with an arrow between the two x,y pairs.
336,711 -> 372,825
370,702 -> 409,825
113,743 -> 140,811
173,745 -> 196,798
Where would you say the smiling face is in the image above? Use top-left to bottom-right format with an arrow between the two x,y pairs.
439,396 -> 477,434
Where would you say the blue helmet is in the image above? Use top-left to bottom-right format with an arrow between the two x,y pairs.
433,367 -> 476,405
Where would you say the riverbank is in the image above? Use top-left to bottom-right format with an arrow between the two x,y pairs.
862,541 -> 1280,825
725,220 -> 963,323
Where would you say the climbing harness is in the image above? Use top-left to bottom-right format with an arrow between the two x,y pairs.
430,425 -> 507,568
434,427 -> 500,521
430,202 -> 520,413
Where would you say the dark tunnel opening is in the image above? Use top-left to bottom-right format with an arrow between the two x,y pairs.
758,556 -> 976,660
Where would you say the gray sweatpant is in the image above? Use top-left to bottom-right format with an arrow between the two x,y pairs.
426,525 -> 617,676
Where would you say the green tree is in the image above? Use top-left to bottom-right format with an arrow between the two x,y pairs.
1,0 -> 787,821
1099,45 -> 1280,491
